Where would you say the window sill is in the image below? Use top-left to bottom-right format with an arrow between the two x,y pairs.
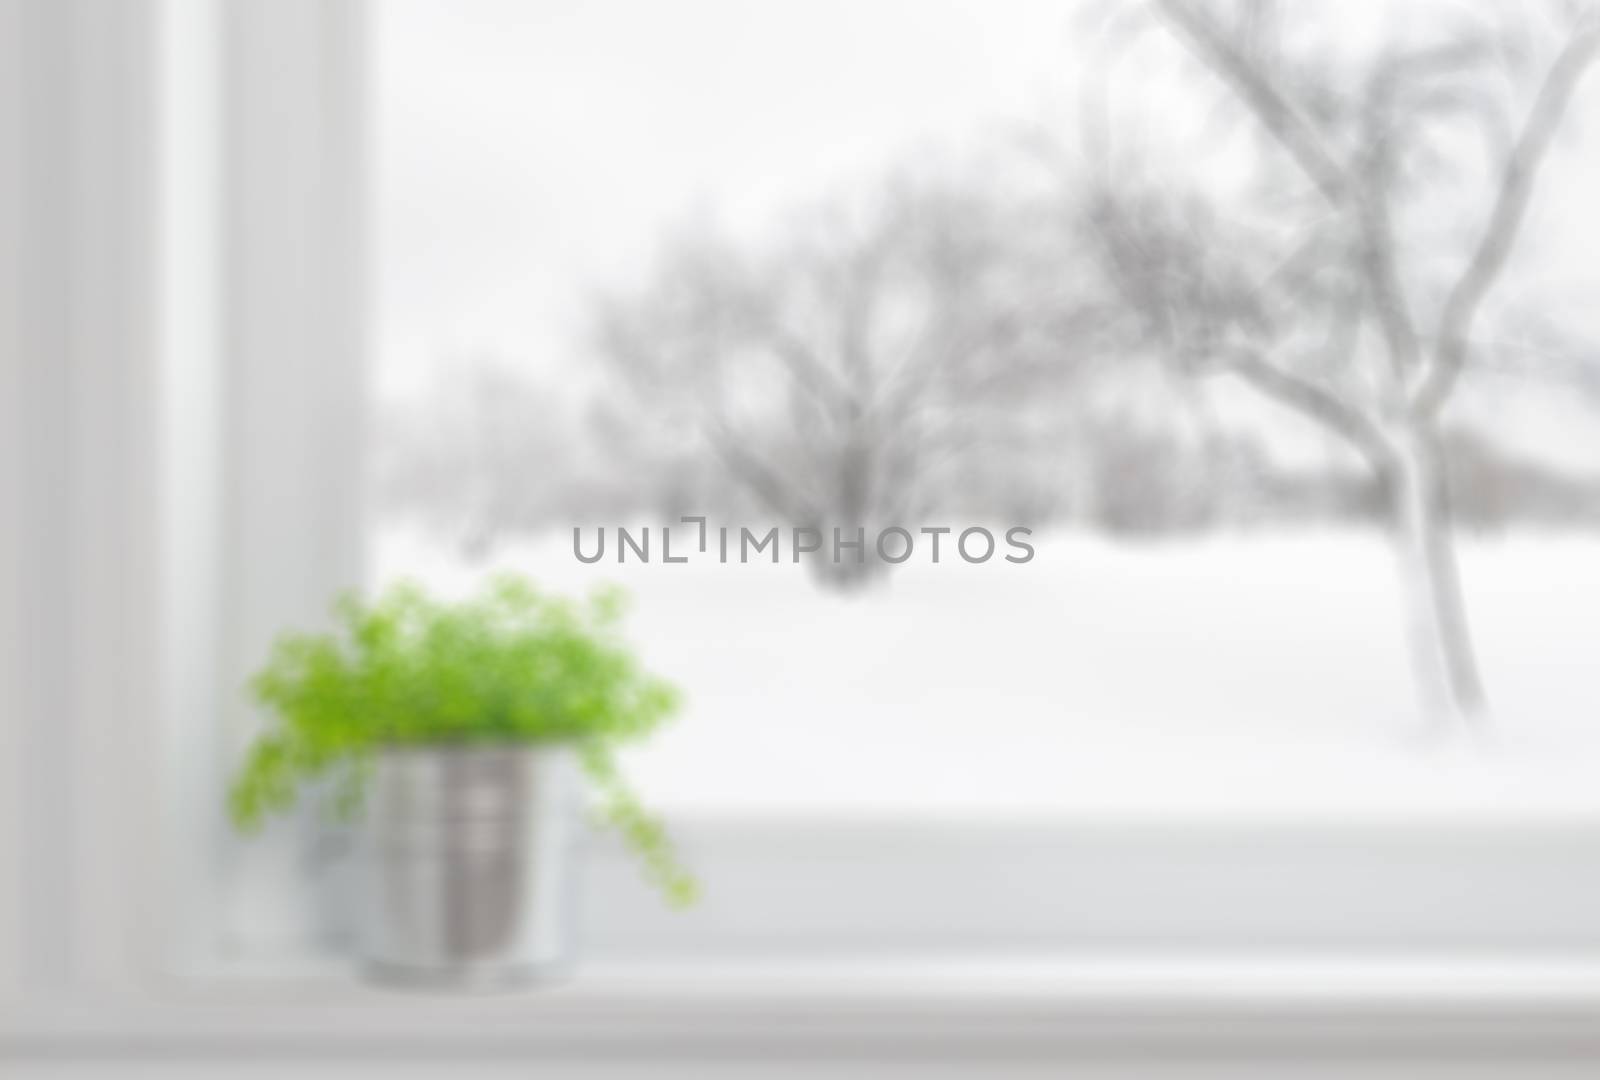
9,954 -> 1600,1062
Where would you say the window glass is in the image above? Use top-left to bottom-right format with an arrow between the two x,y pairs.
375,0 -> 1600,820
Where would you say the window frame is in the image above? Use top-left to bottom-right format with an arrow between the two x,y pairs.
9,0 -> 1600,1020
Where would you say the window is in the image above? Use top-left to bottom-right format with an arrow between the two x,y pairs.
357,0 -> 1600,965
11,0 -> 1600,1014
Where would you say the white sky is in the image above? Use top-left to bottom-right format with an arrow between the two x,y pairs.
375,0 -> 1079,397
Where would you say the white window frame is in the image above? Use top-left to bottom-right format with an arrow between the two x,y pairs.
147,0 -> 371,968
1,0 -> 369,993
8,0 -> 1600,1063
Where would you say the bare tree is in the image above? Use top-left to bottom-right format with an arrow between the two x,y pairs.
593,172 -> 1062,587
1075,0 -> 1600,726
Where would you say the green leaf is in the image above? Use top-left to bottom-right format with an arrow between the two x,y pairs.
225,576 -> 695,906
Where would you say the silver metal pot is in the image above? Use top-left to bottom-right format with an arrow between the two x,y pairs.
360,744 -> 579,987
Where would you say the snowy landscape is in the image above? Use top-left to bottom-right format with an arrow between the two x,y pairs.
374,0 -> 1600,824
376,528 -> 1600,820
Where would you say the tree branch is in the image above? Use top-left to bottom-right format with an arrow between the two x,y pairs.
702,419 -> 818,525
1412,20 -> 1600,417
1154,0 -> 1351,205
766,330 -> 856,422
1216,346 -> 1394,471
1359,189 -> 1424,380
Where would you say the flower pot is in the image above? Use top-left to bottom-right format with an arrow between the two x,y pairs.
360,744 -> 579,987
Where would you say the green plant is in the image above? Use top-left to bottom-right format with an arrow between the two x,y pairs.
227,575 -> 696,906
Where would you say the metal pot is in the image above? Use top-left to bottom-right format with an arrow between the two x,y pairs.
360,744 -> 579,987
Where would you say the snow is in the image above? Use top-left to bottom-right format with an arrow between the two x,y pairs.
373,527 -> 1600,821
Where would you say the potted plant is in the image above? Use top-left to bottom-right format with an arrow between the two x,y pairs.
227,575 -> 694,986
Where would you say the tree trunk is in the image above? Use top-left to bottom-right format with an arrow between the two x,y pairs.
805,544 -> 888,591
1388,423 -> 1487,728
806,428 -> 891,592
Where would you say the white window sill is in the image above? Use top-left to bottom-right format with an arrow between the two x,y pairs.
9,954 -> 1600,1062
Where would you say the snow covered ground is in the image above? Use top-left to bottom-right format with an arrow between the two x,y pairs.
374,527 -> 1600,821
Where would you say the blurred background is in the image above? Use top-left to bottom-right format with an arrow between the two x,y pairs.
8,0 -> 1600,1073
373,0 -> 1600,815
